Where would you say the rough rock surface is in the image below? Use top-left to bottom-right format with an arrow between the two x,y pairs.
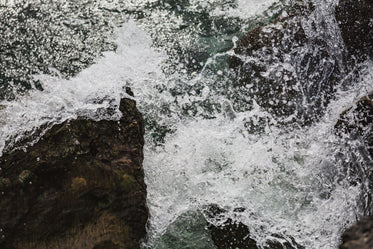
340,216 -> 373,249
335,0 -> 373,59
0,97 -> 147,249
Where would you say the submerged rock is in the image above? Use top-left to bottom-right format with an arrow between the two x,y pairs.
0,97 -> 147,249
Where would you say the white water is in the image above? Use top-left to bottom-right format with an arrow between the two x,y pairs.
143,69 -> 372,248
1,0 -> 372,248
0,20 -> 165,155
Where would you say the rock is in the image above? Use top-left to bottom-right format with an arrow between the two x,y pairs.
335,0 -> 373,60
203,205 -> 258,249
334,94 -> 373,213
208,219 -> 303,249
155,206 -> 304,249
229,1 -> 345,125
0,97 -> 147,249
335,94 -> 373,153
204,205 -> 304,249
334,93 -> 372,167
339,216 -> 373,249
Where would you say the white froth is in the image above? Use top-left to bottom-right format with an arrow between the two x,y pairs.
143,103 -> 365,248
0,20 -> 165,155
210,0 -> 278,18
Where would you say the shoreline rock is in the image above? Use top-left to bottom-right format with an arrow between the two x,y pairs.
0,97 -> 147,249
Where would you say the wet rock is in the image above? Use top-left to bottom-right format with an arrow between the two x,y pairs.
156,206 -> 304,249
340,216 -> 373,249
335,94 -> 373,154
203,205 -> 258,249
335,0 -> 373,60
334,94 -> 373,213
264,234 -> 305,249
204,205 -> 304,249
229,1 -> 345,125
208,218 -> 257,249
0,98 -> 147,249
208,218 -> 304,249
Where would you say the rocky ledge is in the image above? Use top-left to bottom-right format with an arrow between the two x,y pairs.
0,96 -> 147,249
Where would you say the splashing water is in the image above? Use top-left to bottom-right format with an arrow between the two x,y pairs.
0,0 -> 372,248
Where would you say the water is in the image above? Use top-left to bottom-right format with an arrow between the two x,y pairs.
0,0 -> 372,248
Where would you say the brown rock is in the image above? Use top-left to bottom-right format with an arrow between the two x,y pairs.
0,98 -> 147,249
340,216 -> 373,249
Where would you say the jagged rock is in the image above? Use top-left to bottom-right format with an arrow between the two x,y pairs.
340,216 -> 373,249
229,1 -> 344,125
335,0 -> 373,59
0,97 -> 147,249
